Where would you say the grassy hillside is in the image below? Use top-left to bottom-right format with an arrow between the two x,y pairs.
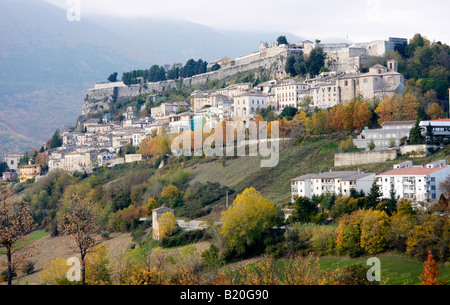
188,136 -> 450,206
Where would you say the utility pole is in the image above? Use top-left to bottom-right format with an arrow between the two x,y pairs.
226,190 -> 229,208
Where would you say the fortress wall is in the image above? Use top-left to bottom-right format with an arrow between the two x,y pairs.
83,48 -> 291,115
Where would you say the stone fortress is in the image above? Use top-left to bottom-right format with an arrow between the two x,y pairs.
82,37 -> 407,116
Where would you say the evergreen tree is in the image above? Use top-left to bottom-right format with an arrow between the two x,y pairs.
366,181 -> 381,209
277,35 -> 288,46
294,51 -> 307,76
285,55 -> 297,76
107,72 -> 118,82
409,119 -> 424,144
305,47 -> 326,76
49,130 -> 62,149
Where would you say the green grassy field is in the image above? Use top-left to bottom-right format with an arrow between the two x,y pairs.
318,253 -> 450,285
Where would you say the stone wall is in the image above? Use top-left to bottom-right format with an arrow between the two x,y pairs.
82,46 -> 293,116
334,150 -> 397,167
399,145 -> 438,158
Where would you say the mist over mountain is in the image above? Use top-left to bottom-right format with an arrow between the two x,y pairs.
0,0 -> 303,158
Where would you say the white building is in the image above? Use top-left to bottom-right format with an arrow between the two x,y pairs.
290,170 -> 376,201
234,92 -> 267,118
309,80 -> 340,109
4,154 -> 25,172
97,151 -> 115,167
419,119 -> 450,138
377,160 -> 450,202
274,79 -> 309,111
354,120 -> 415,151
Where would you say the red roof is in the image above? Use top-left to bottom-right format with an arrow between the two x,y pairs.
423,119 -> 450,122
380,166 -> 449,176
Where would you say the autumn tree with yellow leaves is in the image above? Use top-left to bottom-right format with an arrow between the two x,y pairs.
220,187 -> 282,255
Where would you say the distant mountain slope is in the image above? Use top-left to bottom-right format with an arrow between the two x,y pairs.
89,16 -> 304,64
0,0 -> 303,158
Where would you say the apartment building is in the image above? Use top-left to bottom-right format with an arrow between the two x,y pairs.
291,170 -> 376,201
377,160 -> 450,202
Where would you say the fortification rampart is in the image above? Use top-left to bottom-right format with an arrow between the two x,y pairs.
82,46 -> 293,115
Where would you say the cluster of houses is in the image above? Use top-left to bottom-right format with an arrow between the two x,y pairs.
191,59 -> 404,114
11,59 -> 399,178
291,160 -> 450,205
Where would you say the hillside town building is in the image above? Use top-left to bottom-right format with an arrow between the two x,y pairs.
377,160 -> 450,202
290,170 -> 376,201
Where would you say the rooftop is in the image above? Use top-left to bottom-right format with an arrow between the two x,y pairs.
291,171 -> 373,181
380,165 -> 450,176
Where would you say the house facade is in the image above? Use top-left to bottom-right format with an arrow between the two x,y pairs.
377,160 -> 450,202
291,171 -> 376,201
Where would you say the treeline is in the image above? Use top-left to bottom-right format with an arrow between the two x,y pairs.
394,34 -> 450,100
285,48 -> 327,77
120,59 -> 208,85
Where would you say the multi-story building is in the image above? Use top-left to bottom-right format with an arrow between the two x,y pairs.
309,80 -> 340,109
290,170 -> 376,201
353,120 -> 415,151
234,92 -> 267,118
419,119 -> 450,138
338,60 -> 405,103
19,164 -> 42,183
4,154 -> 25,172
377,160 -> 450,202
274,79 -> 309,110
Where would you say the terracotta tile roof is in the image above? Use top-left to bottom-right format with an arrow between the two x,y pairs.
380,166 -> 450,176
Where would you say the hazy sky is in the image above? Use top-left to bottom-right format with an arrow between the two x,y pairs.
45,0 -> 450,44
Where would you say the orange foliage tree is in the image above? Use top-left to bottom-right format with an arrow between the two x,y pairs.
419,251 -> 441,285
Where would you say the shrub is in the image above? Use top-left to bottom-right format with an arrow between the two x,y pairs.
22,261 -> 35,275
159,229 -> 205,248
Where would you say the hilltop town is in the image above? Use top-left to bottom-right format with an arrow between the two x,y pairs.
1,33 -> 450,287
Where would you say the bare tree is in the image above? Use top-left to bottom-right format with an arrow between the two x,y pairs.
59,194 -> 99,285
0,186 -> 34,285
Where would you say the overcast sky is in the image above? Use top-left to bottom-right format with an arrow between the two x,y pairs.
45,0 -> 450,44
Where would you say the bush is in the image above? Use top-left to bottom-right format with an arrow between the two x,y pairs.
101,231 -> 111,240
0,269 -> 17,282
335,263 -> 378,285
22,261 -> 35,275
159,229 -> 205,248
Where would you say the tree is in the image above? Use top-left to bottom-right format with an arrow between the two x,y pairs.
49,129 -> 63,149
277,35 -> 288,46
146,198 -> 159,214
158,212 -> 177,240
359,210 -> 389,254
339,135 -> 357,152
426,102 -> 445,120
294,51 -> 307,76
368,139 -> 376,151
211,63 -> 221,71
279,106 -> 298,120
0,187 -> 34,285
335,210 -> 364,257
409,118 -> 425,144
220,187 -> 282,254
305,47 -> 326,76
285,55 -> 297,76
419,251 -> 440,285
291,196 -> 319,223
108,72 -> 118,82
366,181 -> 381,209
59,195 -> 99,285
